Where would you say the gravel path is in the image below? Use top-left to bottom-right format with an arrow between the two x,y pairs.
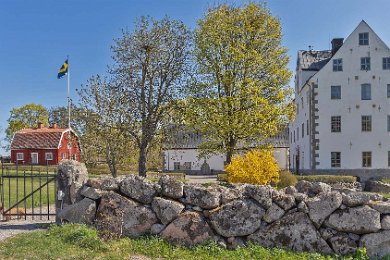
0,206 -> 55,241
0,219 -> 53,241
185,175 -> 218,184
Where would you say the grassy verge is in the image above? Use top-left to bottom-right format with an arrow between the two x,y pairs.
0,224 -> 367,260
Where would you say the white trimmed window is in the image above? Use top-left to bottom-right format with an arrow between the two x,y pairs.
62,153 -> 66,160
331,152 -> 341,168
333,59 -> 343,71
362,115 -> 372,132
331,116 -> 341,132
359,32 -> 369,45
16,153 -> 24,160
383,58 -> 390,70
362,152 -> 372,167
361,57 -> 371,71
361,84 -> 371,100
45,152 -> 53,160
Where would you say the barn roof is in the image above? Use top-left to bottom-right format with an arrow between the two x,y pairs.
11,127 -> 71,150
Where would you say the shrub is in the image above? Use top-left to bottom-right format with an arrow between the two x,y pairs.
296,175 -> 357,184
277,171 -> 297,189
225,149 -> 279,185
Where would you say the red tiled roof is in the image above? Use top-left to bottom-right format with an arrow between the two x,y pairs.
11,127 -> 68,149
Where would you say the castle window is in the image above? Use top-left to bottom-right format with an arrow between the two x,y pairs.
383,57 -> 390,70
362,115 -> 372,132
359,32 -> 369,45
331,152 -> 341,168
331,116 -> 341,132
361,84 -> 371,100
361,57 -> 371,71
333,59 -> 343,71
362,152 -> 372,167
331,85 -> 341,99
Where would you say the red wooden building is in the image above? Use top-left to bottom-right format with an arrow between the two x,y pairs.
10,123 -> 81,165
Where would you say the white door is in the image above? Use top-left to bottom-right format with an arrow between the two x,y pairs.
31,153 -> 38,164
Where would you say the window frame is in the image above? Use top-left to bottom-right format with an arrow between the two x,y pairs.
361,84 -> 371,100
45,152 -> 53,161
331,85 -> 341,99
333,58 -> 343,72
173,162 -> 180,170
331,152 -> 341,168
383,57 -> 390,70
331,116 -> 341,133
388,115 -> 390,132
61,152 -> 66,160
362,151 -> 372,168
362,115 -> 372,132
16,152 -> 24,160
361,57 -> 371,71
359,32 -> 369,45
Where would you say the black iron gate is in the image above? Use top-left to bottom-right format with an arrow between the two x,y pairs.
0,160 -> 57,220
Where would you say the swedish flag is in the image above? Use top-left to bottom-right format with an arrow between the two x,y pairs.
57,59 -> 68,79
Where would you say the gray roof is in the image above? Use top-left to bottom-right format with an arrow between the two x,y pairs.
297,50 -> 332,71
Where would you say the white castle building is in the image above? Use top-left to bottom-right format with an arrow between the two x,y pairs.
290,21 -> 390,180
163,126 -> 289,175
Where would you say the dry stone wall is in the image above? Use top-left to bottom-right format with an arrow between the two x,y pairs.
57,161 -> 390,258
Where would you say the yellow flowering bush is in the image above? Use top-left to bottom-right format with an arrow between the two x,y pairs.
225,149 -> 279,185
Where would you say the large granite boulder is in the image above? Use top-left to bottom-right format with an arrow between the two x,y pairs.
263,203 -> 285,223
120,175 -> 161,204
184,185 -> 220,209
325,205 -> 381,234
295,180 -> 331,197
341,192 -> 377,207
208,199 -> 265,237
360,230 -> 390,258
220,186 -> 244,204
244,185 -> 274,209
381,215 -> 390,229
368,200 -> 390,214
273,193 -> 295,211
328,233 -> 358,255
159,175 -> 184,199
151,197 -> 184,225
80,186 -> 103,200
95,192 -> 157,238
248,212 -> 332,254
85,176 -> 122,191
306,191 -> 342,228
160,211 -> 214,247
58,198 -> 96,225
57,160 -> 88,204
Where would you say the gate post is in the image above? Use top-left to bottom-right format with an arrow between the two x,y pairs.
56,160 -> 88,224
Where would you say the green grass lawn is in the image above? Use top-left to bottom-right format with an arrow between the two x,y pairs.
0,224 -> 369,260
1,175 -> 56,209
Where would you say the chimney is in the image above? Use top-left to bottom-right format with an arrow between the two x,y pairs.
331,38 -> 344,55
37,122 -> 43,129
51,123 -> 58,129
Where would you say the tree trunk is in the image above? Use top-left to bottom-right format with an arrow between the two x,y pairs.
225,137 -> 236,165
106,146 -> 117,178
138,145 -> 147,177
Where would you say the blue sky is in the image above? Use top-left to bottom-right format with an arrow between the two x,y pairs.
1,0 -> 390,155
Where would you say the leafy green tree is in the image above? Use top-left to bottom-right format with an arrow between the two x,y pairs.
78,75 -> 132,177
186,3 -> 294,164
111,16 -> 191,176
5,103 -> 48,148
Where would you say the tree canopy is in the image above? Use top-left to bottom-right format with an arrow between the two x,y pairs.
5,103 -> 49,147
111,16 -> 192,176
185,3 -> 294,163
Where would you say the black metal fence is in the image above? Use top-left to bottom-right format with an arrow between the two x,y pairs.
0,160 -> 57,220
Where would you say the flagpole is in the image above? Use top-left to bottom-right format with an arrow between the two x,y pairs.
67,56 -> 72,160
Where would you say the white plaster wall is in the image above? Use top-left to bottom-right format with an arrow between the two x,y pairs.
314,21 -> 390,169
289,82 -> 312,170
164,148 -> 289,172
